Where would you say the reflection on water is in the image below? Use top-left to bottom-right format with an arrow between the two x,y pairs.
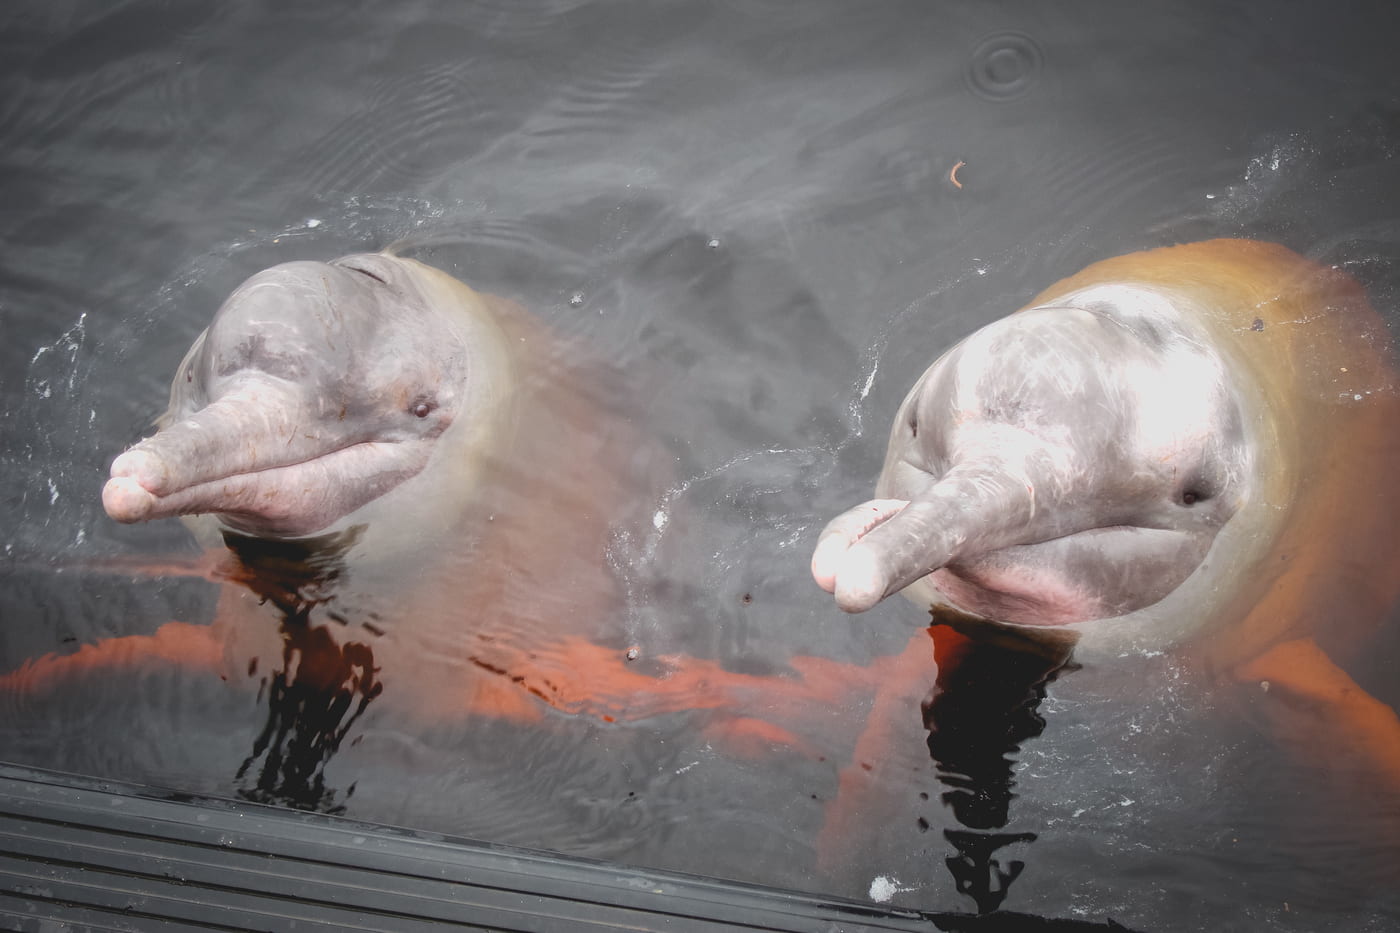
922,616 -> 1078,913
1,1 -> 1399,929
222,528 -> 383,813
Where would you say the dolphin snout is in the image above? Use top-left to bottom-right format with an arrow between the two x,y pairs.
102,475 -> 158,523
103,446 -> 173,523
109,447 -> 171,494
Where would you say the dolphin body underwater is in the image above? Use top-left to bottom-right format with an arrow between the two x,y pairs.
811,239 -> 1400,890
59,251 -> 682,727
5,253 -> 878,813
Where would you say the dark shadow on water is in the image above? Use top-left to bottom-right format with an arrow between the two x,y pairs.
219,527 -> 383,812
925,909 -> 1139,932
198,534 -> 1143,932
922,610 -> 1081,916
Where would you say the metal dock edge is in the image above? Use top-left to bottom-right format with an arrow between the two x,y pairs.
0,763 -> 940,932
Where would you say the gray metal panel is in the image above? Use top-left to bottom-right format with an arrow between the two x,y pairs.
0,763 -> 938,932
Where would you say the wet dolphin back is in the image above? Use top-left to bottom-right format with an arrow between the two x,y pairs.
376,259 -> 659,670
1031,239 -> 1400,668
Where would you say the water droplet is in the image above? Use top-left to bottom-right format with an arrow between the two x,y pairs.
569,293 -> 584,307
707,238 -> 720,249
868,875 -> 899,902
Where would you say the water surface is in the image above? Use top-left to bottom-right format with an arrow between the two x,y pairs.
2,2 -> 1399,930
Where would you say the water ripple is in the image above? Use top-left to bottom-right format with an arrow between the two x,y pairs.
296,61 -> 520,195
457,0 -> 597,43
964,32 -> 1044,102
17,4 -> 223,152
522,42 -> 670,144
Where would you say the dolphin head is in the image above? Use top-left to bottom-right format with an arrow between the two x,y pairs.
103,254 -> 496,538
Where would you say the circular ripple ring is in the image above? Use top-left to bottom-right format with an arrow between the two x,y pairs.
965,32 -> 1044,101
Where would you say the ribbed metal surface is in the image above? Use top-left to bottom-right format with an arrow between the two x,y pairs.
0,764 -> 938,932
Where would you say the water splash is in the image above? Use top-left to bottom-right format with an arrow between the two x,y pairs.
16,313 -> 90,538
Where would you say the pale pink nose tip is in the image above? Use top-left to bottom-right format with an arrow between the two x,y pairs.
810,537 -> 843,593
831,547 -> 886,614
102,476 -> 157,523
108,447 -> 170,493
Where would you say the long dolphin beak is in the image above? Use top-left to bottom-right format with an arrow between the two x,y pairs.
103,385 -> 428,536
812,465 -> 1041,612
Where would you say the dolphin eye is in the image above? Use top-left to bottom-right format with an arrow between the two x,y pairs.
1180,488 -> 1210,506
410,400 -> 436,419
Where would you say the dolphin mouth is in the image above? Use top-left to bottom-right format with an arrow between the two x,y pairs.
976,521 -> 1203,563
103,438 -> 432,538
936,523 -> 1210,626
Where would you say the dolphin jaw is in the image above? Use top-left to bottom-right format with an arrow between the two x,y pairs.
918,520 -> 1214,627
102,436 -> 434,539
